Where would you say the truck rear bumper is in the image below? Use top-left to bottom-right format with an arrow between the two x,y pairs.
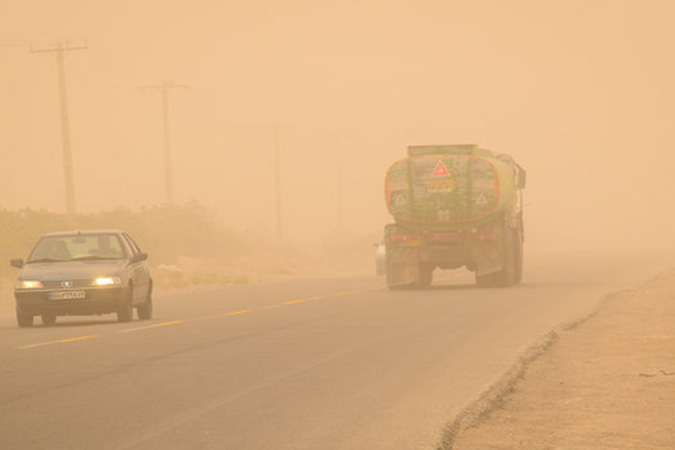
387,243 -> 472,268
418,244 -> 470,268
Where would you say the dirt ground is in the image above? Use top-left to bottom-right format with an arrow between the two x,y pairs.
445,268 -> 675,449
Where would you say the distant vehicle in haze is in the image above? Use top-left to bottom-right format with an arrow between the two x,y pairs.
10,229 -> 153,327
383,144 -> 526,289
374,240 -> 386,276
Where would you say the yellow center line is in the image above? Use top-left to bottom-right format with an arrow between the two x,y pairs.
151,320 -> 184,328
58,335 -> 101,343
224,309 -> 250,316
284,299 -> 307,305
331,292 -> 349,297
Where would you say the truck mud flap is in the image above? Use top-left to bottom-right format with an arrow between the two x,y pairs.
474,229 -> 506,277
386,249 -> 421,288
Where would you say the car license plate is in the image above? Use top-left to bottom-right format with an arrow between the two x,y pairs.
49,290 -> 86,300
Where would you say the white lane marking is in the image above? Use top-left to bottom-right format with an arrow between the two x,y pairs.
117,320 -> 184,333
19,340 -> 61,350
282,294 -> 337,305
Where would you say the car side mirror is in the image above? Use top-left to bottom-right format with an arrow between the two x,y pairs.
10,258 -> 24,268
132,253 -> 148,263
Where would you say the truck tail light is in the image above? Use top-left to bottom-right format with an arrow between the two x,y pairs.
473,232 -> 498,241
388,233 -> 412,243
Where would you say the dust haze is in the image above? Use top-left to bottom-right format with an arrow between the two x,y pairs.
2,0 -> 674,254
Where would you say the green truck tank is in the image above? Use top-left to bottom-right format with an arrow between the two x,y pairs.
383,144 -> 526,288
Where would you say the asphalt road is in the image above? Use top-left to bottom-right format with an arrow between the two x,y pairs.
0,249 -> 672,450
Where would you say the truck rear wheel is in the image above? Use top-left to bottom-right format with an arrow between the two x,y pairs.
476,228 -> 517,287
513,229 -> 524,284
386,260 -> 404,290
475,271 -> 497,287
417,264 -> 434,289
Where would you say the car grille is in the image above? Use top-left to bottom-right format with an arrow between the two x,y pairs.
41,280 -> 94,289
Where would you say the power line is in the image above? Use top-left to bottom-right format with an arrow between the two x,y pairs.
89,47 -> 150,86
0,37 -> 52,47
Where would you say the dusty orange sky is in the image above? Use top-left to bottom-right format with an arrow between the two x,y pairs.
1,0 -> 674,250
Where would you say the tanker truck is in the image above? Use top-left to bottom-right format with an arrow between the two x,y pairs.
384,144 -> 526,289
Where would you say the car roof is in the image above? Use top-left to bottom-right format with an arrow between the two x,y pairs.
41,229 -> 126,237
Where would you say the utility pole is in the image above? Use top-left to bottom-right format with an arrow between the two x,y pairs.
266,125 -> 293,242
142,80 -> 188,206
31,40 -> 87,215
273,126 -> 283,242
336,132 -> 344,234
229,124 -> 291,242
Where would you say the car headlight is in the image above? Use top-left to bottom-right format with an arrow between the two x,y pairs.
17,280 -> 44,289
93,276 -> 122,286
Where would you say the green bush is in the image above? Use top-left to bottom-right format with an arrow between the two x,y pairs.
0,202 -> 271,277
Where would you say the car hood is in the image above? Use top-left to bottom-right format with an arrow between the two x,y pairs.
18,260 -> 128,280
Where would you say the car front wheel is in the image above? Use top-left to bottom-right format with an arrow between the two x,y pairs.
17,308 -> 34,328
117,287 -> 134,323
41,314 -> 56,326
137,282 -> 153,320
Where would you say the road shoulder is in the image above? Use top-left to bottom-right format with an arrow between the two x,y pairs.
445,267 -> 675,449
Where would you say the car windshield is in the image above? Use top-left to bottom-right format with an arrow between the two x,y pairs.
26,234 -> 126,263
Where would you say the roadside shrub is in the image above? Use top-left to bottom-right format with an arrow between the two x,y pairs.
0,202 -> 271,277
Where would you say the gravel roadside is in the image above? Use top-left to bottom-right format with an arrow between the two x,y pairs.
444,267 -> 675,449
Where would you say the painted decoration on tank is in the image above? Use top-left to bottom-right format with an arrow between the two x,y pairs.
385,154 -> 501,225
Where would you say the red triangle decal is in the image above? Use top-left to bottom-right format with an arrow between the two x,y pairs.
432,160 -> 450,177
